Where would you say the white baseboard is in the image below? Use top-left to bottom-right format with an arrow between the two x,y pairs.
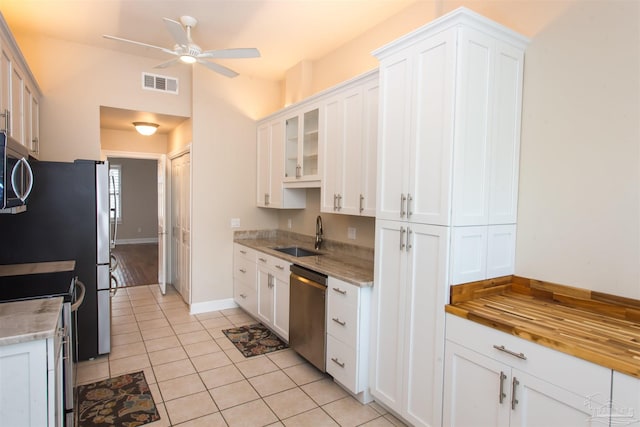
189,298 -> 238,315
115,237 -> 159,245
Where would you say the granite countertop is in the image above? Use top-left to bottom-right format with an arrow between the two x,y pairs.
0,297 -> 63,346
0,260 -> 75,277
234,230 -> 374,287
446,275 -> 640,378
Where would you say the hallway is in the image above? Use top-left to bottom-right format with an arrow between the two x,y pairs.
75,285 -> 404,426
111,243 -> 158,287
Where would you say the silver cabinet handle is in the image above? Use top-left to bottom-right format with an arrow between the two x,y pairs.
1,109 -> 10,135
332,287 -> 346,295
337,194 -> 342,210
296,164 -> 301,178
240,250 -> 247,255
239,268 -> 247,273
275,264 -> 285,270
499,371 -> 507,404
359,194 -> 364,213
511,377 -> 520,410
265,193 -> 270,206
407,193 -> 413,218
259,257 -> 267,263
406,227 -> 412,251
333,194 -> 338,211
332,317 -> 346,326
400,226 -> 406,251
331,357 -> 345,368
400,193 -> 407,218
239,293 -> 247,299
493,345 -> 527,360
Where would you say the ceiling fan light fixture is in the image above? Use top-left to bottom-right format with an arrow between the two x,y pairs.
133,122 -> 159,136
180,54 -> 197,64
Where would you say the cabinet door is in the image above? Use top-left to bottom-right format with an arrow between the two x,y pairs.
403,223 -> 449,427
269,120 -> 285,206
301,107 -> 320,179
408,28 -> 456,226
371,219 -> 406,408
376,51 -> 412,220
23,85 -> 32,152
360,80 -> 378,217
443,341 -> 511,427
10,65 -> 23,144
284,115 -> 299,179
256,123 -> 271,207
320,94 -> 343,213
0,48 -> 10,132
30,93 -> 39,156
511,370 -> 607,427
272,272 -> 289,341
256,267 -> 273,325
611,372 -> 640,426
339,87 -> 364,216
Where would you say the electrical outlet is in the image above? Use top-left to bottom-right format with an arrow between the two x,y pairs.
348,227 -> 356,240
231,218 -> 241,228
287,218 -> 292,229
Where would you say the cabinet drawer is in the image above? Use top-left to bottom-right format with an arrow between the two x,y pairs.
445,314 -> 611,397
326,335 -> 358,393
256,253 -> 290,281
327,298 -> 358,345
235,244 -> 256,262
327,277 -> 359,307
234,281 -> 257,316
234,256 -> 256,287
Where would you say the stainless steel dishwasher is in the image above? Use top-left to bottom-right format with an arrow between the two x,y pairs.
289,264 -> 328,372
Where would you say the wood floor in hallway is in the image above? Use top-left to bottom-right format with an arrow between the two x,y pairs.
112,243 -> 158,287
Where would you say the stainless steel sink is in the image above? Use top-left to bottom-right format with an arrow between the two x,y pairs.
273,246 -> 323,257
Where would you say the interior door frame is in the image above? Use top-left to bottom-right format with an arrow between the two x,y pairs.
101,149 -> 168,294
168,145 -> 192,303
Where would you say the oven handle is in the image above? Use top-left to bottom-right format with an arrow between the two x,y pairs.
71,279 -> 86,312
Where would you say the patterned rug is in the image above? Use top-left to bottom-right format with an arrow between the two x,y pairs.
222,323 -> 288,357
76,371 -> 160,427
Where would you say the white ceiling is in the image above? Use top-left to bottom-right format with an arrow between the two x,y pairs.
1,0 -> 416,133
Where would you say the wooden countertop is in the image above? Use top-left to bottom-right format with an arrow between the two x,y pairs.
234,230 -> 374,287
0,260 -> 75,277
0,297 -> 62,346
445,276 -> 640,378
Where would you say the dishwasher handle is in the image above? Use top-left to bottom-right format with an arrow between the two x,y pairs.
290,264 -> 328,286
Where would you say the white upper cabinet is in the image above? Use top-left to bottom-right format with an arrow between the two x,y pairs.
0,14 -> 42,157
256,117 -> 305,209
375,9 -> 527,227
320,72 -> 378,217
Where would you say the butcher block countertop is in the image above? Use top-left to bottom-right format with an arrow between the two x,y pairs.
446,276 -> 640,378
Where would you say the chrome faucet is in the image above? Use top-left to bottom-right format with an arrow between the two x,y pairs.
315,215 -> 323,250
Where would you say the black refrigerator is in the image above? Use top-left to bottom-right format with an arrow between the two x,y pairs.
0,159 -> 114,360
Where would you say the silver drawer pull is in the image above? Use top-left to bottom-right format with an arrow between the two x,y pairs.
240,250 -> 247,254
332,317 -> 346,326
239,268 -> 247,273
239,294 -> 247,299
275,265 -> 285,270
259,257 -> 267,263
331,357 -> 345,368
493,345 -> 527,360
332,287 -> 347,295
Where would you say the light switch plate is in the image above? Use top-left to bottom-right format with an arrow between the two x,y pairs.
348,227 -> 356,240
231,218 -> 241,228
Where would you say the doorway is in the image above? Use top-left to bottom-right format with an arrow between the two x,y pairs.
170,149 -> 191,304
102,150 -> 168,295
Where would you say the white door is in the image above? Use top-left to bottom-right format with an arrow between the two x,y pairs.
181,154 -> 191,304
156,155 -> 167,294
170,151 -> 191,303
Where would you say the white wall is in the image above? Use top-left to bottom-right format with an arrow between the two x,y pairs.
13,33 -> 192,162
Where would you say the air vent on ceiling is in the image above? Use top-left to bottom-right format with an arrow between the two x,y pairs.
142,72 -> 179,94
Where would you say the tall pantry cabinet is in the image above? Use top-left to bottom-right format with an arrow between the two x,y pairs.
370,8 -> 528,427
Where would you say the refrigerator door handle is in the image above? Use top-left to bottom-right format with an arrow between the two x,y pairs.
110,253 -> 119,272
109,274 -> 119,297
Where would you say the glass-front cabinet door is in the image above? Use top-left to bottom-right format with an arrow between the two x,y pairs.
285,107 -> 320,182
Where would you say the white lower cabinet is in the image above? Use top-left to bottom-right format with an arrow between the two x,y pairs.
233,244 -> 258,317
0,310 -> 63,426
371,221 -> 449,427
444,314 -> 612,427
611,372 -> 640,425
256,253 -> 291,341
325,277 -> 372,402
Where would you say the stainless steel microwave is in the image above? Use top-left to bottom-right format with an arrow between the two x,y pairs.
0,132 -> 33,213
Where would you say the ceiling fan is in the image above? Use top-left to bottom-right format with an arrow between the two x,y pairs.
103,16 -> 260,78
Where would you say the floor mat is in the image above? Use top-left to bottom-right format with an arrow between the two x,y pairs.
222,323 -> 288,357
76,371 -> 160,427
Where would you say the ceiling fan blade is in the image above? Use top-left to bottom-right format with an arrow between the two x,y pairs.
103,34 -> 177,56
198,48 -> 261,59
163,18 -> 189,46
197,60 -> 239,78
154,58 -> 180,69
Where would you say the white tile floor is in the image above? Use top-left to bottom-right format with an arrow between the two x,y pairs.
76,284 -> 406,427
